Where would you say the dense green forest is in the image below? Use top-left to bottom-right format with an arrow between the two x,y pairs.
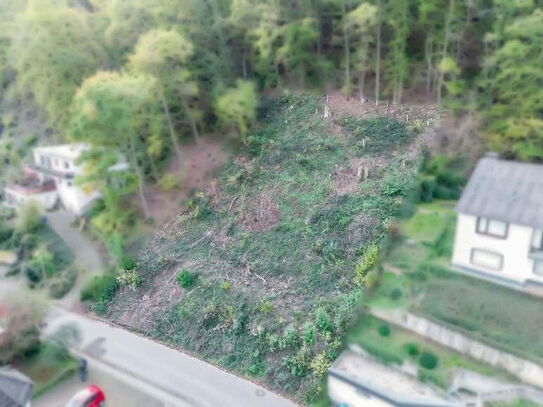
0,0 -> 541,251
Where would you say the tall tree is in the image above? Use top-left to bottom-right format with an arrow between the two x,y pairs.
482,8 -> 543,161
344,2 -> 378,97
214,80 -> 258,145
9,2 -> 106,128
129,29 -> 199,154
385,0 -> 410,103
70,71 -> 157,218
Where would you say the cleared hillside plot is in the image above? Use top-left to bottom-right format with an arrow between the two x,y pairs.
107,94 -> 430,401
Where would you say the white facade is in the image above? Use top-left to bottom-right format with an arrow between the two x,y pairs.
31,144 -> 101,215
3,144 -> 104,216
4,184 -> 58,211
452,213 -> 543,285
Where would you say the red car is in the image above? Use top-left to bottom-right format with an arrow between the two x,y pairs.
65,385 -> 105,407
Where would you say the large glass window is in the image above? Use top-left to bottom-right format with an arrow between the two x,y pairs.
471,248 -> 503,271
476,217 -> 508,238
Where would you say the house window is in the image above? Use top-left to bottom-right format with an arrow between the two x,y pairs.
64,161 -> 70,169
534,260 -> 543,277
471,248 -> 503,271
532,229 -> 543,251
476,217 -> 508,238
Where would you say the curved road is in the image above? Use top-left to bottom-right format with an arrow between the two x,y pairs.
44,308 -> 298,407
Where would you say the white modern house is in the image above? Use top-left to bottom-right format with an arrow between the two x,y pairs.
452,153 -> 543,291
4,144 -> 107,216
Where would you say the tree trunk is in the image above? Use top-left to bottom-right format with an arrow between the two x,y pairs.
242,48 -> 248,79
359,42 -> 367,98
159,88 -> 182,157
425,34 -> 434,95
375,0 -> 382,105
437,0 -> 455,110
129,135 -> 150,219
343,0 -> 351,96
181,97 -> 200,141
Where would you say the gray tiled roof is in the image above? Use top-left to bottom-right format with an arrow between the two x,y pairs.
456,155 -> 543,229
0,368 -> 33,407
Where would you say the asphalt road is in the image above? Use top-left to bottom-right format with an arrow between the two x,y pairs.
44,308 -> 298,407
34,359 -> 165,407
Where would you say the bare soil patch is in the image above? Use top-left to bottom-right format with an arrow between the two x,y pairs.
237,187 -> 281,233
146,138 -> 229,225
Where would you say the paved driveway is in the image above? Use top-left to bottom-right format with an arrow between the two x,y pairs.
46,211 -> 104,307
44,308 -> 298,407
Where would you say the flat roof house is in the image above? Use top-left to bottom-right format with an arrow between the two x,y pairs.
4,144 -> 126,216
451,153 -> 543,292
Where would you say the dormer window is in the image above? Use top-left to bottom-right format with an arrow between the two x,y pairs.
476,217 -> 508,238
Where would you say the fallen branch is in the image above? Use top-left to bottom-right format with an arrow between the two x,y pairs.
228,194 -> 241,212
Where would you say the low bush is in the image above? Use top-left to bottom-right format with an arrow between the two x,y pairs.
378,324 -> 391,337
389,288 -> 403,301
302,322 -> 317,346
404,343 -> 420,357
80,274 -> 117,302
419,351 -> 438,369
48,267 -> 77,299
176,269 -> 197,289
315,308 -> 332,333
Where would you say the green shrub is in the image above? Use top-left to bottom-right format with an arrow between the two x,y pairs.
378,324 -> 391,337
158,173 -> 180,191
280,325 -> 299,349
48,267 -> 77,299
176,269 -> 197,289
315,308 -> 332,333
354,244 -> 379,286
404,343 -> 420,357
302,322 -> 316,346
80,274 -> 117,302
419,351 -> 438,369
389,288 -> 403,300
283,347 -> 310,377
219,281 -> 232,291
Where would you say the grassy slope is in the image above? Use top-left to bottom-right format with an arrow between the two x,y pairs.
108,94 -> 423,401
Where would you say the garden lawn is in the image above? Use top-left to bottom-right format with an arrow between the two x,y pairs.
373,199 -> 543,365
347,315 -> 514,389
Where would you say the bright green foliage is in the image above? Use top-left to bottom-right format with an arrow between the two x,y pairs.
309,352 -> 331,377
15,201 -> 42,233
70,71 -> 157,219
482,9 -> 543,160
214,80 -> 258,144
176,268 -> 197,289
80,273 -> 117,303
9,3 -> 106,127
354,244 -> 379,286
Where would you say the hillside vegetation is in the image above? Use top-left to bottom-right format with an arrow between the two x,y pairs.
108,94 -> 433,400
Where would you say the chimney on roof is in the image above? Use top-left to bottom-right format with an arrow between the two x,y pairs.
484,152 -> 499,159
